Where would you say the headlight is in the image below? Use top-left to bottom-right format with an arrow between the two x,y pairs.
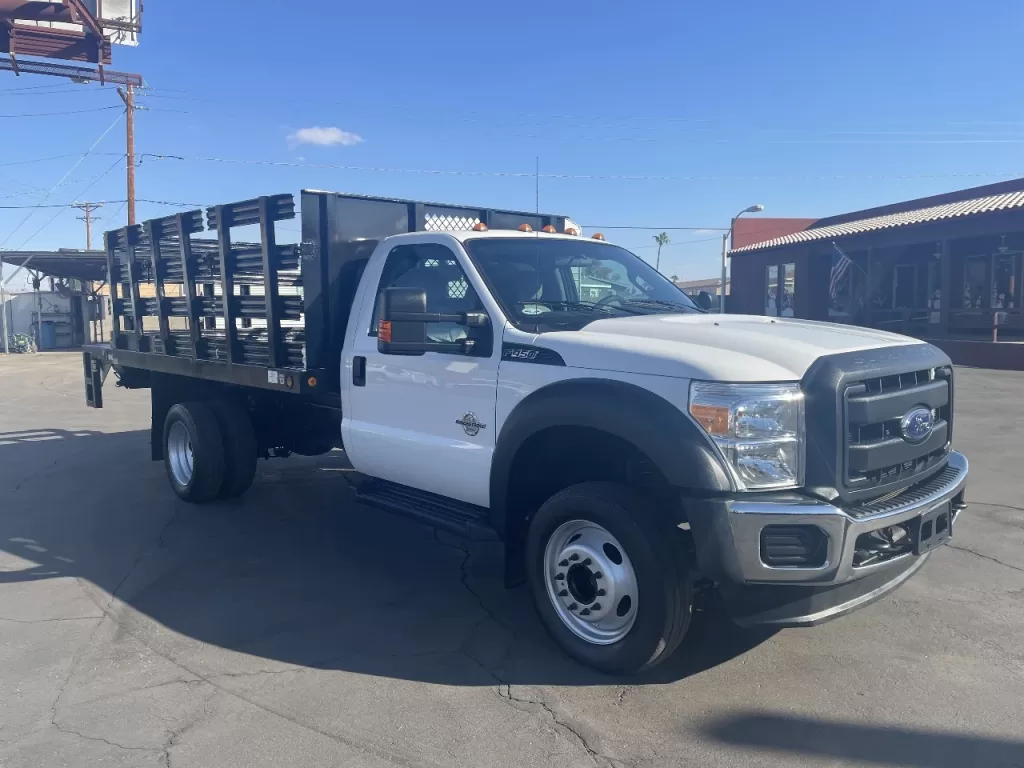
689,382 -> 804,490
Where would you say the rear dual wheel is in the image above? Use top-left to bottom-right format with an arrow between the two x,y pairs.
163,400 -> 257,503
526,482 -> 694,675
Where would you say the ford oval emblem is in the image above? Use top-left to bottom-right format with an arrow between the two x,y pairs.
901,406 -> 934,443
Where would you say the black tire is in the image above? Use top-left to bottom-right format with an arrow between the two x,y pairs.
210,400 -> 258,499
525,482 -> 693,675
163,402 -> 225,503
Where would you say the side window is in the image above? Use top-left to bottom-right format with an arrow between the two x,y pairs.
370,243 -> 486,347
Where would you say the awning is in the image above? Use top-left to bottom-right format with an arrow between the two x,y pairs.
0,250 -> 107,283
731,190 -> 1024,254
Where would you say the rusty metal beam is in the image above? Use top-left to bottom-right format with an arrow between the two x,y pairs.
0,55 -> 139,84
1,23 -> 111,63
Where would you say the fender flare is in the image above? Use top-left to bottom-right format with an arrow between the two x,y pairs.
489,378 -> 733,543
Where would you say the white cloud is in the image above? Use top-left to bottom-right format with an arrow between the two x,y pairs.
287,126 -> 364,148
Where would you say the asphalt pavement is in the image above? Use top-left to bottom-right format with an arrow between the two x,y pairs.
0,352 -> 1022,768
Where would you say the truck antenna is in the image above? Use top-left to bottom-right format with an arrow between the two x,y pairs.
535,156 -> 540,214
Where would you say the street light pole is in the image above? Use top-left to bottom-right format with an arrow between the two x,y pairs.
720,204 -> 764,313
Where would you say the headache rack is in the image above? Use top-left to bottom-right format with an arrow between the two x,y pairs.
89,189 -> 567,401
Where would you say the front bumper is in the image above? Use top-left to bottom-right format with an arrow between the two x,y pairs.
688,451 -> 968,626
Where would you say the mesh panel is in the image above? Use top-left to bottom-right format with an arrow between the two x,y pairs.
448,279 -> 469,299
425,213 -> 480,231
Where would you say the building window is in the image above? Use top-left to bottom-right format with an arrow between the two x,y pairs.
993,252 -> 1018,310
764,263 -> 796,317
963,256 -> 987,308
765,265 -> 779,316
781,263 -> 795,317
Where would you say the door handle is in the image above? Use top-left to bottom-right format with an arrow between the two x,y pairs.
353,356 -> 366,387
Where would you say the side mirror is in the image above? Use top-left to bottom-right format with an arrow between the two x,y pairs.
377,287 -> 490,356
696,291 -> 713,311
378,287 -> 428,355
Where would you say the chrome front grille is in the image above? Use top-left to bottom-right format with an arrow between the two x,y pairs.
843,366 -> 952,494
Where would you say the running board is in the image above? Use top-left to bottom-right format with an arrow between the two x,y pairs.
353,479 -> 498,541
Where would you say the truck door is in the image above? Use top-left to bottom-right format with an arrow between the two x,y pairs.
344,240 -> 499,507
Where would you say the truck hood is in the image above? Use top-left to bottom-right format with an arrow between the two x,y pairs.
535,314 -> 922,381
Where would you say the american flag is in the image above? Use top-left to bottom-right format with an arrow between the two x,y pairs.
829,242 -> 853,298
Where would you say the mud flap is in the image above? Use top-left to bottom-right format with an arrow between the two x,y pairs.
83,352 -> 105,408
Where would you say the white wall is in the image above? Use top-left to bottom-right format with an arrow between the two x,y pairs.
1,292 -> 71,338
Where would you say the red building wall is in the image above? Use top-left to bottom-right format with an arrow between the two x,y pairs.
731,218 -> 817,250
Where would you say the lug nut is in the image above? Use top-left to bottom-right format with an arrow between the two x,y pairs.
568,602 -> 578,611
559,559 -> 569,567
594,572 -> 603,579
558,590 -> 568,597
581,558 -> 591,566
596,589 -> 606,596
591,603 -> 601,611
555,573 -> 565,580
580,608 -> 591,616
569,554 -> 579,562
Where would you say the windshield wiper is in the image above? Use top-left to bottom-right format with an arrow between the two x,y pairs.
622,298 -> 698,312
514,300 -> 616,313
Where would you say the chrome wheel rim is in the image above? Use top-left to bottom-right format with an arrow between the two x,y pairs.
167,421 -> 194,487
543,519 -> 638,645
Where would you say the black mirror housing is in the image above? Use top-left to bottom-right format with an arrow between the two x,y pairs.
696,290 -> 713,311
378,287 -> 428,355
377,287 -> 491,356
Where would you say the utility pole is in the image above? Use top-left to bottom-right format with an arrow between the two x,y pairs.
117,84 -> 136,225
72,202 -> 103,249
0,257 -> 8,355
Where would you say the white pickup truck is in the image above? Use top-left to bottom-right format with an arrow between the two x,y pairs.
83,190 -> 969,674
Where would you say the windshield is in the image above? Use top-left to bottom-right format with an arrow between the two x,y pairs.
463,238 -> 700,332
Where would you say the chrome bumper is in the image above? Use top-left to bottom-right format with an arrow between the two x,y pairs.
726,451 -> 968,586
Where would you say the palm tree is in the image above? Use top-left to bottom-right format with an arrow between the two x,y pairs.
653,232 -> 670,272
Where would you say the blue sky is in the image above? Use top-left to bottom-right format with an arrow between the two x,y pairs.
4,0 -> 1024,290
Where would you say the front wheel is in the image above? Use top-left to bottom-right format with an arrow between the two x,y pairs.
526,482 -> 693,675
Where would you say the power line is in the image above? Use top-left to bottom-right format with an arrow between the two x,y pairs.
134,86 -> 1024,139
0,198 -> 204,210
0,153 -> 87,168
13,155 -> 126,251
0,86 -> 113,97
0,112 -> 124,248
0,168 -> 131,201
139,154 -> 1024,183
0,82 -> 92,92
0,105 -> 122,118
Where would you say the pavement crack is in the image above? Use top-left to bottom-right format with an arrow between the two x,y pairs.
209,667 -> 304,680
431,528 -> 521,645
50,720 -> 160,755
107,503 -> 184,607
162,687 -> 218,768
971,500 -> 1024,515
496,684 -> 622,768
431,531 -> 623,768
947,544 -> 1024,573
72,583 -> 447,768
0,615 -> 102,624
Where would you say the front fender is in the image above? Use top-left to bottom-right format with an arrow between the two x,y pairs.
489,378 -> 733,541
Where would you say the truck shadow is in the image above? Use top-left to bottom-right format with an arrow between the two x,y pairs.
0,427 -> 775,687
698,712 -> 1024,768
